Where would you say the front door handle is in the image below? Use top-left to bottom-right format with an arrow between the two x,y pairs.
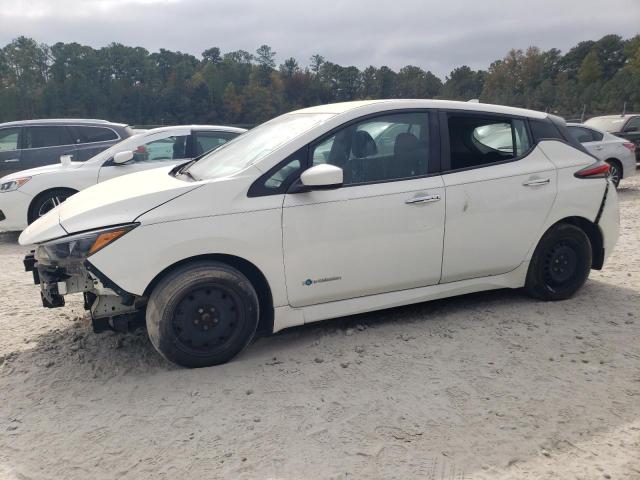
3,158 -> 19,163
405,194 -> 441,204
522,178 -> 550,187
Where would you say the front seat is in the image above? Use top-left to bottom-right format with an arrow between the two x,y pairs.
349,130 -> 377,182
393,132 -> 422,178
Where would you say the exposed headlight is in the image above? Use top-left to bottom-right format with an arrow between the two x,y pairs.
0,177 -> 31,192
37,224 -> 138,264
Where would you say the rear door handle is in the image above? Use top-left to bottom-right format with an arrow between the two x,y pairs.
3,158 -> 19,163
405,194 -> 441,204
522,178 -> 550,187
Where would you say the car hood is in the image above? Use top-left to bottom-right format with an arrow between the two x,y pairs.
1,161 -> 84,181
19,166 -> 201,245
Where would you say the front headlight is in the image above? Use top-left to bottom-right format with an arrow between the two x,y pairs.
0,177 -> 31,192
37,224 -> 138,264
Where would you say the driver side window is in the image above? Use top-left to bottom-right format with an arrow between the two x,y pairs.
132,135 -> 189,162
310,112 -> 431,185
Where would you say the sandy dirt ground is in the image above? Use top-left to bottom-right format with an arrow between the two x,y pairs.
1,177 -> 639,480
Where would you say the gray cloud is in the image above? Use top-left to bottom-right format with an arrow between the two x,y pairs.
0,0 -> 638,77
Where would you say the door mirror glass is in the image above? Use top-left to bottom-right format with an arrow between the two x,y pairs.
113,150 -> 134,165
300,164 -> 343,189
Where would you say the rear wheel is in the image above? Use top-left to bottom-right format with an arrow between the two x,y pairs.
146,261 -> 259,368
28,188 -> 76,224
606,159 -> 622,188
525,223 -> 592,301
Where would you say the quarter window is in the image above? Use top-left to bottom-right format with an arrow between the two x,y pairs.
568,126 -> 596,143
24,126 -> 73,149
624,117 -> 640,132
0,128 -> 19,151
133,135 -> 189,162
310,112 -> 431,185
71,126 -> 119,143
447,115 -> 531,170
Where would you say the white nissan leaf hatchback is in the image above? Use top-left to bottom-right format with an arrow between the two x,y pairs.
20,100 -> 619,368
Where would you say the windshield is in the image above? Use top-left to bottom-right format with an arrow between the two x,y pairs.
584,116 -> 626,133
186,113 -> 333,180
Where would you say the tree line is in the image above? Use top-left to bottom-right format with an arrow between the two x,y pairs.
0,34 -> 638,126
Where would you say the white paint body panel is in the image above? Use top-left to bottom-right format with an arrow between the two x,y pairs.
18,100 -> 620,336
441,145 -> 557,282
283,176 -> 445,307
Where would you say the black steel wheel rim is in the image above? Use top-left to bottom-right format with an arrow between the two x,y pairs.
544,241 -> 578,286
172,284 -> 242,356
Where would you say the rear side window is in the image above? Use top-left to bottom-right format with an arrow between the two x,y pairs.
71,126 -> 119,143
193,131 -> 238,155
0,128 -> 20,151
590,129 -> 604,141
24,126 -> 73,149
567,126 -> 595,143
447,114 -> 531,170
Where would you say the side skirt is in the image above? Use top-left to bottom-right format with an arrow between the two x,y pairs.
272,261 -> 530,333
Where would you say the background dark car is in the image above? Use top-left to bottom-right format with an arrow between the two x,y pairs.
584,114 -> 640,162
0,119 -> 132,177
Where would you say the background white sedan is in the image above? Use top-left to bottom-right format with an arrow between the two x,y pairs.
566,122 -> 636,187
0,125 -> 245,230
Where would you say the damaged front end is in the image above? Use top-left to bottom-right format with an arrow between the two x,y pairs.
23,223 -> 146,333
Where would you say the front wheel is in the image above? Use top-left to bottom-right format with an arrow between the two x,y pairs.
28,188 -> 76,224
525,223 -> 592,301
146,261 -> 259,368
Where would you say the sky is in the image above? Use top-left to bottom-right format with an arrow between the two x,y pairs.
0,0 -> 638,78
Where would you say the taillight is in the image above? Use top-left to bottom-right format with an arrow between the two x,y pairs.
623,142 -> 636,153
575,161 -> 610,179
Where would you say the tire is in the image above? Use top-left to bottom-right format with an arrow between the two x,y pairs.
146,261 -> 259,368
28,188 -> 76,224
525,223 -> 592,301
606,160 -> 622,188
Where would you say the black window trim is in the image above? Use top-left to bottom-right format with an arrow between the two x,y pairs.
439,109 -> 535,174
248,108 -> 442,197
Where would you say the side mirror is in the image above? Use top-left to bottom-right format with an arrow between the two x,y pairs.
291,164 -> 343,193
113,150 -> 134,165
59,154 -> 73,166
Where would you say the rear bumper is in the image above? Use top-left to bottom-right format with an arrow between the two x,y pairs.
597,181 -> 619,263
0,190 -> 31,231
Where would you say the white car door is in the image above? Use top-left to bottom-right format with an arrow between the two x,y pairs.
97,131 -> 191,183
281,111 -> 445,308
440,113 -> 557,283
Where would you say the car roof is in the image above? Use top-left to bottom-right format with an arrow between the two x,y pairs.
0,118 -> 129,128
292,99 -> 548,120
138,125 -> 247,136
586,114 -> 639,120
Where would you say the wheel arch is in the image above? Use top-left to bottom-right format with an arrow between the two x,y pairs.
546,216 -> 605,270
604,157 -> 623,176
143,253 -> 275,335
27,187 -> 78,224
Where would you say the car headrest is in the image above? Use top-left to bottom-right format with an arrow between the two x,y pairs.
394,133 -> 420,154
352,130 -> 377,158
